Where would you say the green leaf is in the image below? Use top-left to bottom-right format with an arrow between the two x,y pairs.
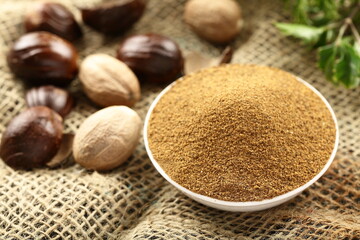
280,0 -> 360,88
293,0 -> 311,24
318,44 -> 337,81
318,40 -> 360,88
353,42 -> 360,55
319,0 -> 340,21
275,23 -> 325,45
313,29 -> 334,48
334,42 -> 360,88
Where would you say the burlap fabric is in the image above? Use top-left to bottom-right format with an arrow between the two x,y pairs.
0,0 -> 359,239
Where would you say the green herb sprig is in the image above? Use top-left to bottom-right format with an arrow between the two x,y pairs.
276,0 -> 360,88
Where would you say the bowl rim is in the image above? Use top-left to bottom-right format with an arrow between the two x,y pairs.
143,70 -> 339,207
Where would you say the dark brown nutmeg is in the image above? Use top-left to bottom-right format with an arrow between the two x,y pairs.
7,32 -> 78,86
0,106 -> 63,170
25,2 -> 83,41
26,85 -> 74,118
81,0 -> 146,35
116,33 -> 184,83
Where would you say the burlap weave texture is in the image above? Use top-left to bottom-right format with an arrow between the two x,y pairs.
0,0 -> 359,239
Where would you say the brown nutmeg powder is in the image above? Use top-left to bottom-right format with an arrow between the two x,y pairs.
147,64 -> 337,202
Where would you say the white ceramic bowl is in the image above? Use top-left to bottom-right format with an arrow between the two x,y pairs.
143,75 -> 339,212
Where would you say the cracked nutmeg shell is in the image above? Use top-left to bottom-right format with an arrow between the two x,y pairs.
116,33 -> 184,83
7,31 -> 78,86
24,2 -> 82,41
0,106 -> 63,170
26,85 -> 75,118
81,0 -> 146,35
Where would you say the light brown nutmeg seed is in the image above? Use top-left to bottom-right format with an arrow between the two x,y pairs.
184,0 -> 242,44
73,106 -> 142,171
79,53 -> 141,107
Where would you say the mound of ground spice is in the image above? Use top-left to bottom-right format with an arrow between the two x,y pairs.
147,64 -> 337,202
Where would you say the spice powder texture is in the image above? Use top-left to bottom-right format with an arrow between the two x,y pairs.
147,64 -> 336,202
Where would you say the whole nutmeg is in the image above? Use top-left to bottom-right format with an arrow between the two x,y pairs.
81,0 -> 146,34
116,33 -> 184,83
0,106 -> 63,169
7,32 -> 78,86
24,2 -> 83,41
184,0 -> 242,44
26,85 -> 75,118
73,106 -> 142,171
79,54 -> 141,107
